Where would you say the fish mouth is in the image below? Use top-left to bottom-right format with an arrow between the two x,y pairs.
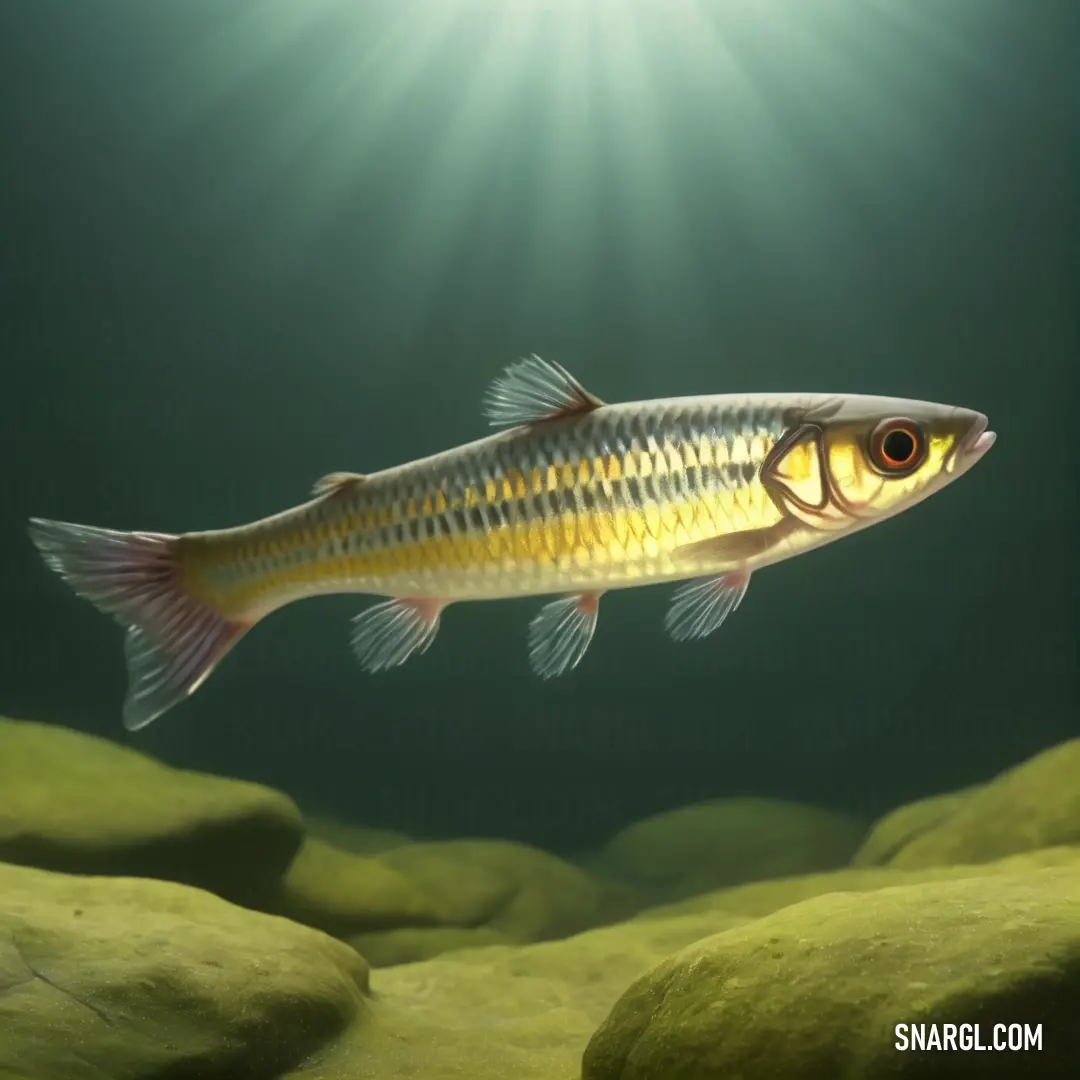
946,410 -> 995,476
962,412 -> 996,458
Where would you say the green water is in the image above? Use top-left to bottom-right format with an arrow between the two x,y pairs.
0,1 -> 1075,1077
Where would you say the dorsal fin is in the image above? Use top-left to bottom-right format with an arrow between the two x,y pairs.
482,354 -> 604,428
312,472 -> 367,497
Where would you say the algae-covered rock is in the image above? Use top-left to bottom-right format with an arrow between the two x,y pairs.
292,906 -> 751,1080
349,925 -> 512,967
638,845 -> 1080,923
0,717 -> 303,905
306,816 -> 412,854
885,739 -> 1080,869
851,785 -> 982,866
276,850 -> 1080,1079
583,864 -> 1080,1079
280,836 -> 616,962
594,796 -> 865,900
273,836 -> 443,937
378,838 -> 605,942
0,860 -> 368,1080
377,841 -> 513,926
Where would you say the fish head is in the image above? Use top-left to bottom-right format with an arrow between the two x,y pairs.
763,394 -> 995,530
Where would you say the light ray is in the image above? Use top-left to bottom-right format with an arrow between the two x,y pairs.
135,0 -> 1007,380
512,5 -> 598,333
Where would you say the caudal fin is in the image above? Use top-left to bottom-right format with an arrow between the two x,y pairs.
28,517 -> 250,730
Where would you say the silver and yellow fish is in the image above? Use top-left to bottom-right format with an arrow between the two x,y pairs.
29,355 -> 995,730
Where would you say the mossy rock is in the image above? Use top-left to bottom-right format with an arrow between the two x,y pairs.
378,838 -> 605,942
884,739 -> 1080,869
348,925 -> 512,967
296,906 -> 751,1080
305,816 -> 412,854
278,850 -> 1080,1079
851,786 -> 982,866
271,836 -> 443,937
0,860 -> 368,1080
594,797 -> 865,900
0,717 -> 302,906
583,864 -> 1080,1079
638,845 -> 1080,923
280,837 -> 620,962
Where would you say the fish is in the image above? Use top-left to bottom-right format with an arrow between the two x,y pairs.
28,355 -> 995,731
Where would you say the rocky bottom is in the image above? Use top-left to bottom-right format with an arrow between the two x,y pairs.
2,717 -> 1079,1079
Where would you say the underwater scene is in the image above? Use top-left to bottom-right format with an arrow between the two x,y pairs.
1,1 -> 1075,1077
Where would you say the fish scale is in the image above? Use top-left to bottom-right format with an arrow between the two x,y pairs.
186,399 -> 788,612
27,354 -> 993,729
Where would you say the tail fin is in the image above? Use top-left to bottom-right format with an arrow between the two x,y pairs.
28,517 -> 250,730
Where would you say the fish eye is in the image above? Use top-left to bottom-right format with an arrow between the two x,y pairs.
869,418 -> 925,475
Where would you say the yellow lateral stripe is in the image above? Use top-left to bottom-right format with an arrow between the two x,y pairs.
212,491 -> 711,609
207,429 -> 787,609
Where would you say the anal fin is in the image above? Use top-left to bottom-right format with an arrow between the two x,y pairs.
665,571 -> 750,641
528,591 -> 603,678
351,597 -> 445,673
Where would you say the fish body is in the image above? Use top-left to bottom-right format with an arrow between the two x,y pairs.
186,395 -> 791,612
29,356 -> 995,731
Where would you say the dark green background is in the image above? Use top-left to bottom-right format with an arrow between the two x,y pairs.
2,0 -> 1075,853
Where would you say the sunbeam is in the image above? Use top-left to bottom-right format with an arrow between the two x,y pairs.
135,0 -> 1011,370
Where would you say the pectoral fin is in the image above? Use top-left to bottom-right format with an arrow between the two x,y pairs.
672,518 -> 796,567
